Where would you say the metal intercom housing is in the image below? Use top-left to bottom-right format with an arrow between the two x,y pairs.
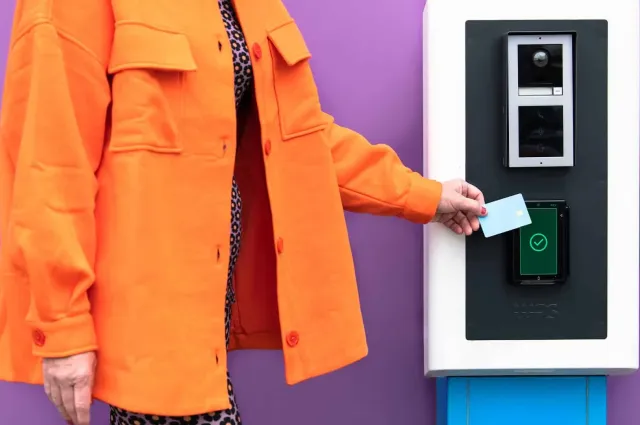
504,32 -> 575,168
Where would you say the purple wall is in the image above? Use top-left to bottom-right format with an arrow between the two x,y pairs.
0,0 -> 637,424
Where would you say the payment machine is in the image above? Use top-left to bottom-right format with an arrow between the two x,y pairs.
423,0 -> 639,423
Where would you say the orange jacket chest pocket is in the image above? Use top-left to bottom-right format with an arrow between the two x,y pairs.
107,22 -> 197,154
267,21 -> 327,141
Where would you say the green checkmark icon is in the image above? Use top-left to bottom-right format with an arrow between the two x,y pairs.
529,233 -> 548,252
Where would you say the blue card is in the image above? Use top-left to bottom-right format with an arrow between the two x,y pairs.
478,193 -> 532,238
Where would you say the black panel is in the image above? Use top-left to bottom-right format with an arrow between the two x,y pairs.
465,20 -> 608,340
518,106 -> 564,157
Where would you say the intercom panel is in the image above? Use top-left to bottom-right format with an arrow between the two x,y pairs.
465,20 -> 607,341
504,33 -> 575,167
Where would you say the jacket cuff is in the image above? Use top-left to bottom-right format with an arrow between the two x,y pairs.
403,174 -> 443,224
30,313 -> 98,358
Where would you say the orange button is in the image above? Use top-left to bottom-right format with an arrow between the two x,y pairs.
264,140 -> 272,156
252,43 -> 262,60
32,329 -> 46,347
286,331 -> 299,347
276,237 -> 284,254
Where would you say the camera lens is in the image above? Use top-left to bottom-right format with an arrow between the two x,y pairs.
532,50 -> 549,67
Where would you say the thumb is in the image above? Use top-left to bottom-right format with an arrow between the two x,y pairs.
453,194 -> 485,216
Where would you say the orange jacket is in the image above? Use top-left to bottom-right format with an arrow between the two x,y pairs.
0,0 -> 442,416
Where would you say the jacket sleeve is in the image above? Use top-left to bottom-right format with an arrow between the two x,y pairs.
321,112 -> 443,224
0,1 -> 113,357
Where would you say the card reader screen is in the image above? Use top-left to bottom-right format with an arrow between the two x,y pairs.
519,207 -> 558,275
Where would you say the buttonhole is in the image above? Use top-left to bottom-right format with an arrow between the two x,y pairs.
218,41 -> 223,51
216,247 -> 221,263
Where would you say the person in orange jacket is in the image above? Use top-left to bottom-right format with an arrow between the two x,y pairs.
0,0 -> 487,424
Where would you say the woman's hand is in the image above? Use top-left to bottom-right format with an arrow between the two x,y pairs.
43,351 -> 96,425
433,179 -> 487,235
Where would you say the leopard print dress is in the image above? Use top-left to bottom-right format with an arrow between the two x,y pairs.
109,0 -> 252,424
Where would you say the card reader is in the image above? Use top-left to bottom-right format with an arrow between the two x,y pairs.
510,200 -> 569,284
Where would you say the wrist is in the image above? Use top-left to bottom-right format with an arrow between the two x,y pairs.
29,313 -> 98,358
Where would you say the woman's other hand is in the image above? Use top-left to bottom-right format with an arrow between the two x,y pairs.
433,179 -> 487,235
43,351 -> 96,425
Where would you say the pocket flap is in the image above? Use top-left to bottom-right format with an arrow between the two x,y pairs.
108,22 -> 197,74
267,21 -> 312,66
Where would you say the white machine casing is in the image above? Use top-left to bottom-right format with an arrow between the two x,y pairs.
423,0 -> 639,376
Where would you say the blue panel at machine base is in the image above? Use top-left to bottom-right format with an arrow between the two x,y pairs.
436,376 -> 606,425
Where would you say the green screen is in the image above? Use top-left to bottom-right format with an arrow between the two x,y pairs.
519,208 -> 558,275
